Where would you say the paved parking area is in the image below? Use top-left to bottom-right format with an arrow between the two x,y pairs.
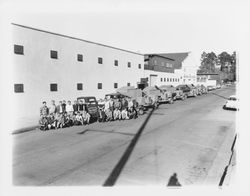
13,86 -> 236,186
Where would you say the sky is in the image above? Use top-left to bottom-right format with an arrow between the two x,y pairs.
0,0 -> 247,65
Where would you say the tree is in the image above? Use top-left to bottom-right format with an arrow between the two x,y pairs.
218,52 -> 232,71
217,51 -> 236,81
199,52 -> 218,73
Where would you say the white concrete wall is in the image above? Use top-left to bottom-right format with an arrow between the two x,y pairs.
12,25 -> 144,130
143,69 -> 181,87
197,80 -> 217,87
178,52 -> 199,85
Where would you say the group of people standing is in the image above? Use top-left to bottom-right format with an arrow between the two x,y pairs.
39,100 -> 91,131
98,97 -> 139,122
39,96 -> 141,131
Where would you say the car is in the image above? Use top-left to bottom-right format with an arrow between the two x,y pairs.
177,84 -> 197,97
77,96 -> 100,121
160,85 -> 185,101
176,85 -> 191,98
223,95 -> 238,110
216,84 -> 221,89
207,86 -> 214,91
200,84 -> 208,94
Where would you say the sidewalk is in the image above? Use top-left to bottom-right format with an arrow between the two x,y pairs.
12,116 -> 39,134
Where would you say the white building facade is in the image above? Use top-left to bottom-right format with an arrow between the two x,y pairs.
12,23 -> 199,131
143,52 -> 199,87
12,23 -> 144,130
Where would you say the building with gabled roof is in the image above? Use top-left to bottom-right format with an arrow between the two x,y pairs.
144,52 -> 199,86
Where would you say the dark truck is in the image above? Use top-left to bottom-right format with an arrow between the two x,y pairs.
77,96 -> 99,121
159,85 -> 185,101
176,84 -> 197,98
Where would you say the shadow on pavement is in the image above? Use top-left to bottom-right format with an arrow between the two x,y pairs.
103,108 -> 155,186
210,92 -> 229,100
77,129 -> 135,136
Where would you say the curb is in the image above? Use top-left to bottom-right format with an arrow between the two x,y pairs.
12,125 -> 39,135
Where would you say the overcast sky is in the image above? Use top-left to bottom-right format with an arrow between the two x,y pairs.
1,0 -> 247,65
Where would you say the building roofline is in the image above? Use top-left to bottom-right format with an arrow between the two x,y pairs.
144,54 -> 175,61
197,72 -> 219,75
11,23 -> 144,56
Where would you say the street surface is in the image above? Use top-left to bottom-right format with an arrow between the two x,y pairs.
13,86 -> 236,186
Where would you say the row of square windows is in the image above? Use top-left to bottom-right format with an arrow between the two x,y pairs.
161,78 -> 180,82
14,82 -> 131,93
14,44 -> 142,69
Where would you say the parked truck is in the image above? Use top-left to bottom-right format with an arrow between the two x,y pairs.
159,85 -> 186,101
176,84 -> 197,98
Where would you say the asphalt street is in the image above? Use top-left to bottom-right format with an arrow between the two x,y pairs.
13,85 -> 236,186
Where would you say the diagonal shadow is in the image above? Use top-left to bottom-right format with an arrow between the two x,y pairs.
78,129 -> 135,136
210,92 -> 228,100
103,108 -> 155,186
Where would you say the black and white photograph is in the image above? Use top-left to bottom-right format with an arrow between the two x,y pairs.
0,0 -> 249,195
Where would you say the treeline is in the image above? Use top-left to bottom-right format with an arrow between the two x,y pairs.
198,51 -> 236,81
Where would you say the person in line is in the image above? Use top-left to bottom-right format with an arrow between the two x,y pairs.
64,113 -> 74,127
47,114 -> 56,129
104,98 -> 110,113
66,100 -> 74,116
98,107 -> 106,122
57,112 -> 66,129
121,98 -> 129,120
114,98 -> 122,111
40,101 -> 49,117
113,107 -> 121,120
56,101 -> 63,114
74,112 -> 83,126
109,98 -> 114,120
82,107 -> 91,124
39,101 -> 49,131
128,98 -> 134,110
73,100 -> 79,115
49,100 -> 57,116
78,100 -> 84,115
62,100 -> 67,113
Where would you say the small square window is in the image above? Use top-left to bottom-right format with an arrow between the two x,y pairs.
114,60 -> 118,66
14,45 -> 24,55
77,54 -> 83,62
138,64 -> 141,69
98,57 -> 103,64
50,50 -> 58,59
14,84 -> 24,93
128,62 -> 131,68
114,83 -> 118,88
77,83 -> 83,90
50,83 -> 58,91
127,82 -> 130,86
98,83 -> 102,89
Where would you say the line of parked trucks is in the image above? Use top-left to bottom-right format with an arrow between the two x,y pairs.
77,84 -> 221,121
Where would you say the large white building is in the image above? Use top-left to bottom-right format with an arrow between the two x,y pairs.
12,23 -> 144,130
12,23 -> 199,131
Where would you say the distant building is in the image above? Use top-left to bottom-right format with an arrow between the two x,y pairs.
144,52 -> 199,86
143,54 -> 178,87
197,73 -> 221,86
